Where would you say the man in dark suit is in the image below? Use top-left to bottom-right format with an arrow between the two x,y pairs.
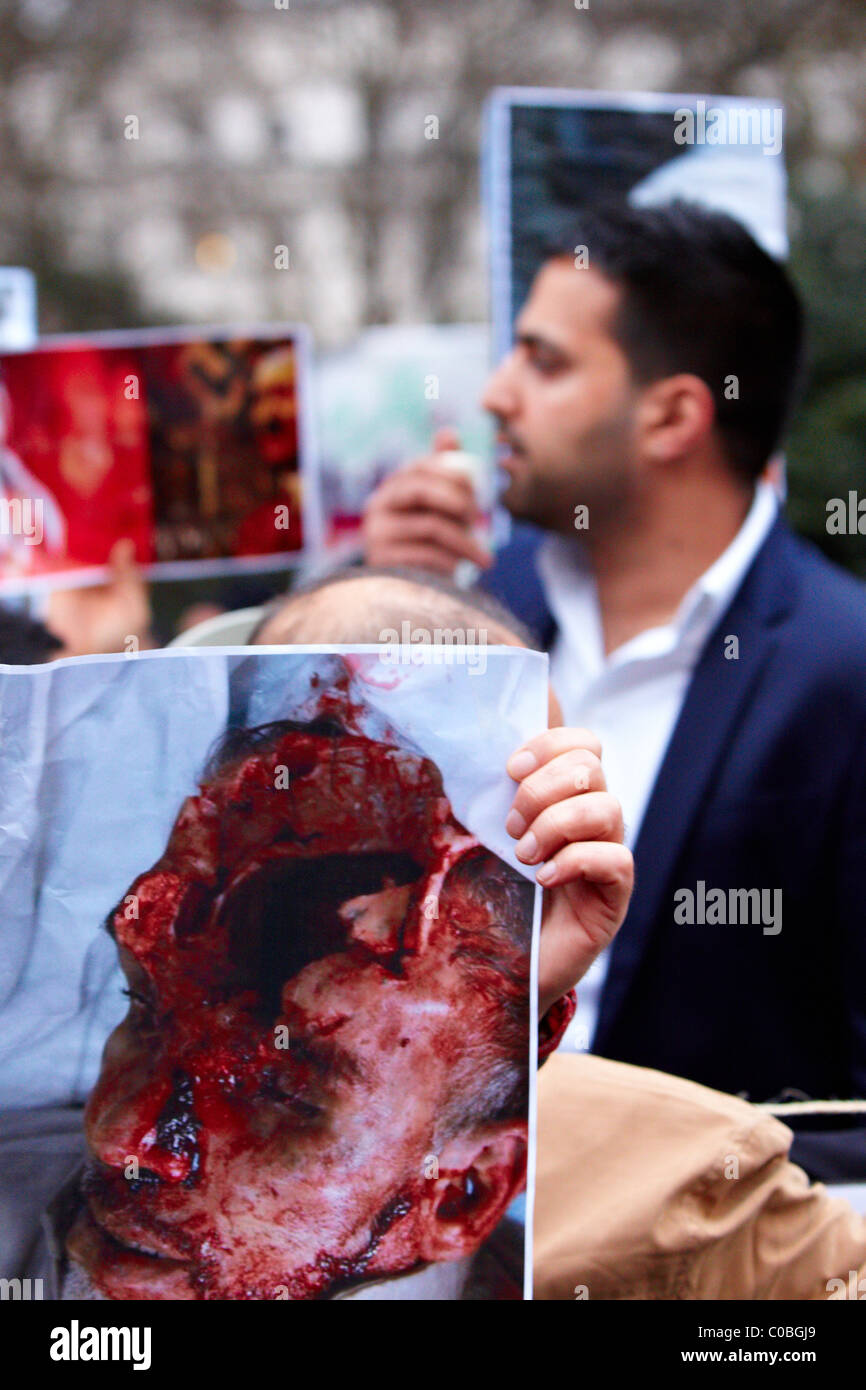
363,201 -> 866,1179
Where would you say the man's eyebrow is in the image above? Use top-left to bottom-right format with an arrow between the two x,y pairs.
513,329 -> 570,358
290,1031 -> 364,1084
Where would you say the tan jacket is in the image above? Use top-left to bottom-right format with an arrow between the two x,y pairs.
534,1052 -> 866,1301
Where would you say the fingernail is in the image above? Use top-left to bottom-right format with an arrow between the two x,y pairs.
536,861 -> 557,885
507,750 -> 538,780
505,808 -> 526,838
516,830 -> 539,863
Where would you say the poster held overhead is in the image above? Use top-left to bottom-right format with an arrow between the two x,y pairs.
0,323 -> 320,595
483,88 -> 788,363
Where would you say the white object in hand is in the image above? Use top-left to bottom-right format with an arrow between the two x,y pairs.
434,450 -> 494,513
434,449 -> 493,589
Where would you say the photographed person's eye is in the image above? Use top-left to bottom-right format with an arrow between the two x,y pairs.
257,1064 -> 324,1124
121,986 -> 155,1019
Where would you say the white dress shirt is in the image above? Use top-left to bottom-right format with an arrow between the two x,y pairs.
537,482 -> 779,1051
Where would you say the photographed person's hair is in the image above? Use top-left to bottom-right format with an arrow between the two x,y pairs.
546,199 -> 805,483
433,847 -> 533,1139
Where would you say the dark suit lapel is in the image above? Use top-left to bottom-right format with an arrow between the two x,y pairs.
593,517 -> 799,1051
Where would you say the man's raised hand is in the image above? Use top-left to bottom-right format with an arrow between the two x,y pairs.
361,426 -> 493,576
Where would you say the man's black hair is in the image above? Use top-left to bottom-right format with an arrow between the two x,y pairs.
544,200 -> 805,482
0,604 -> 63,664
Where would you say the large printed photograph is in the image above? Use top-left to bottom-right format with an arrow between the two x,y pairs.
0,646 -> 547,1300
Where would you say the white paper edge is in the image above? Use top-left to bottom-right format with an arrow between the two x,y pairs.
525,877 -> 542,1302
0,642 -> 545,1302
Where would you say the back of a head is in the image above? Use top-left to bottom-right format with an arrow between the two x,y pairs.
253,566 -> 534,649
546,199 -> 805,482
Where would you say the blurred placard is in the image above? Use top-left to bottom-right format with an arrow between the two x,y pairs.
317,324 -> 496,548
0,324 -> 320,594
0,268 -> 37,351
483,88 -> 788,360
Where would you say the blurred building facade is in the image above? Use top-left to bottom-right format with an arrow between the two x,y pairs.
1,0 -> 865,564
0,0 -> 863,341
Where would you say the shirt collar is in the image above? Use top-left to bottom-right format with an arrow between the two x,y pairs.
538,480 -> 778,675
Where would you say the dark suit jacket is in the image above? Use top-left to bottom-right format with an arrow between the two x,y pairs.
481,515 -> 866,1178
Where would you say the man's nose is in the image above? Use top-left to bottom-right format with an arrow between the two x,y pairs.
86,1066 -> 201,1184
481,352 -> 519,420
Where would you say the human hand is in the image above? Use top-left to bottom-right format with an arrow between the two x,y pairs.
45,539 -> 153,657
505,729 -> 634,1018
361,427 -> 493,576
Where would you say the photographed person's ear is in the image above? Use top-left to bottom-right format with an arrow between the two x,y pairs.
539,991 -> 577,1062
417,1123 -> 527,1262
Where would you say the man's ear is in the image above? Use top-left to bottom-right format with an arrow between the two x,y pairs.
637,373 -> 716,465
416,1123 -> 527,1263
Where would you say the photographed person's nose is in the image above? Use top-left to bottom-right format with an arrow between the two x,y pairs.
86,1062 -> 200,1184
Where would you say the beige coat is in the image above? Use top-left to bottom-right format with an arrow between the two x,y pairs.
534,1052 -> 866,1301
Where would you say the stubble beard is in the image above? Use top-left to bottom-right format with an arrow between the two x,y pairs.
503,446 -> 637,541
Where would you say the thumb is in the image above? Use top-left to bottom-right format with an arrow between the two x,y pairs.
432,426 -> 461,454
108,538 -> 140,587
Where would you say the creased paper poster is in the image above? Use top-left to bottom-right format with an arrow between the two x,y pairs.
0,324 -> 319,594
0,645 -> 547,1300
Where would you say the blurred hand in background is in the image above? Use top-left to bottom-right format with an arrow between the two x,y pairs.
45,538 -> 154,656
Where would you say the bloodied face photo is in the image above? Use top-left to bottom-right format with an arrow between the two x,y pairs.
0,648 -> 547,1300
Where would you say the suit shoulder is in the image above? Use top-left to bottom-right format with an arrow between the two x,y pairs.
766,528 -> 866,694
785,529 -> 866,634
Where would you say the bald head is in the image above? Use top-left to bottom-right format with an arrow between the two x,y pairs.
253,571 -> 526,649
252,568 -> 563,725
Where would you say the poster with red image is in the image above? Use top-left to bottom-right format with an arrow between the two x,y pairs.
0,325 -> 317,594
0,646 -> 547,1299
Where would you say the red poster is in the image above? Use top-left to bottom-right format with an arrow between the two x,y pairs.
0,326 -> 315,592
